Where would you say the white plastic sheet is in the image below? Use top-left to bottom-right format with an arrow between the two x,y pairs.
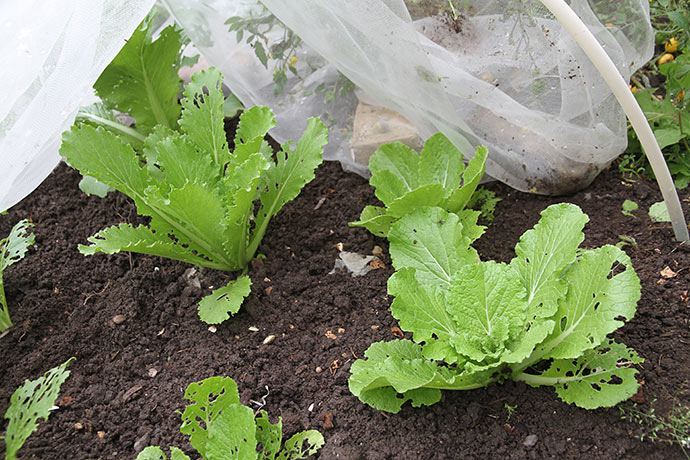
0,0 -> 155,212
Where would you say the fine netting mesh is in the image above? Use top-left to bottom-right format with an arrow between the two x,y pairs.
0,0 -> 156,211
0,0 -> 654,211
165,0 -> 653,194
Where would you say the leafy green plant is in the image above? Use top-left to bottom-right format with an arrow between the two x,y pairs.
628,78 -> 690,188
2,359 -> 74,460
623,1 -> 690,187
622,199 -> 639,217
348,203 -> 642,413
649,0 -> 690,48
62,66 -> 327,324
0,219 -> 35,332
350,133 -> 488,237
136,376 -> 323,460
62,14 -> 327,324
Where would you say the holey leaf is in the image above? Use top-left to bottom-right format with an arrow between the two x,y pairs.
539,245 -> 640,360
4,359 -> 74,460
198,275 -> 252,324
510,231 -> 641,381
517,340 -> 643,409
179,68 -> 230,169
446,261 -> 527,362
179,376 -> 241,458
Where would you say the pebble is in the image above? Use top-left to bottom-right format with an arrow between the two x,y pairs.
208,326 -> 217,333
148,368 -> 158,378
263,335 -> 276,345
315,367 -> 323,373
372,245 -> 383,257
523,434 -> 538,448
133,432 -> 151,452
112,315 -> 126,325
74,422 -> 84,431
97,431 -> 106,440
248,326 -> 259,332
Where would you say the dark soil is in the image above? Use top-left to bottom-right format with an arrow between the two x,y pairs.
1,153 -> 689,459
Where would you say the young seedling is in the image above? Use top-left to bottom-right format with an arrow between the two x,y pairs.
136,376 -> 323,460
622,199 -> 639,217
0,219 -> 35,332
349,203 -> 642,412
2,359 -> 74,460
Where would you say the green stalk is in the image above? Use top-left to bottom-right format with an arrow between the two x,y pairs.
0,282 -> 13,332
144,200 -> 236,270
512,367 -> 617,386
78,112 -> 146,145
245,214 -> 271,266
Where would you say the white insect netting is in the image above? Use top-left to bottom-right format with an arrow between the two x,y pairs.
0,0 -> 653,211
0,0 -> 156,211
164,0 -> 654,195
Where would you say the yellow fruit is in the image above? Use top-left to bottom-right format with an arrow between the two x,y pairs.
289,55 -> 298,67
629,85 -> 637,93
658,53 -> 675,65
677,90 -> 685,102
665,38 -> 679,53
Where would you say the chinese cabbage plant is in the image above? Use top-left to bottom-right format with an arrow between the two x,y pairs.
136,376 -> 323,460
349,203 -> 643,412
61,68 -> 327,324
60,14 -> 328,324
0,219 -> 35,332
350,133 -> 488,237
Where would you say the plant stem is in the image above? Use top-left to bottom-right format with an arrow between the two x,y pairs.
78,113 -> 146,144
0,284 -> 13,332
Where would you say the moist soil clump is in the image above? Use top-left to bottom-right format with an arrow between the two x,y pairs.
0,151 -> 689,459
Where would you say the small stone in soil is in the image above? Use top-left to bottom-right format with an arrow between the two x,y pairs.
74,422 -> 84,430
148,368 -> 158,378
315,367 -> 323,373
523,434 -> 538,448
248,326 -> 259,332
112,315 -> 125,324
208,326 -> 217,333
263,335 -> 275,345
97,431 -> 106,440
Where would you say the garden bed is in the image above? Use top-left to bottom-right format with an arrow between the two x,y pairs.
0,152 -> 689,459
